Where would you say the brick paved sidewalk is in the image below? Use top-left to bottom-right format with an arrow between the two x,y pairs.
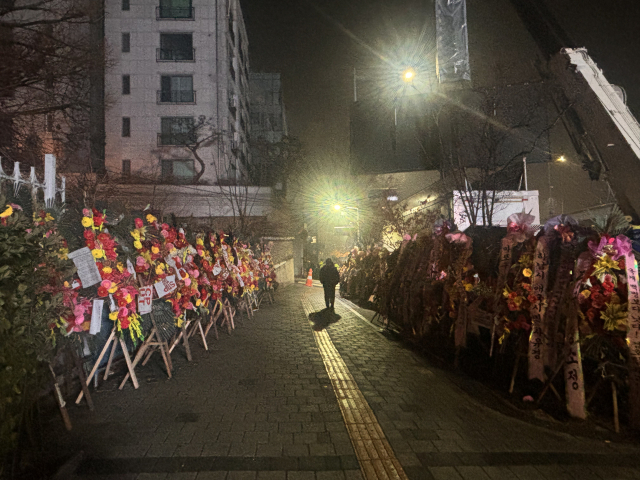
42,283 -> 640,480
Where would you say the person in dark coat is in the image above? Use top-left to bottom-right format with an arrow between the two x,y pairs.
319,258 -> 340,309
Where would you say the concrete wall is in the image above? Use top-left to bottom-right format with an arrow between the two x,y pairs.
263,236 -> 295,286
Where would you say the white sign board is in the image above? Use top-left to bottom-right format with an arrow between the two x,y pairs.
90,299 -> 103,335
154,275 -> 177,298
138,286 -> 154,315
453,190 -> 540,232
68,247 -> 102,288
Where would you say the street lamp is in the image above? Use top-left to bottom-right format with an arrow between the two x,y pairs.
402,67 -> 416,82
333,204 -> 360,245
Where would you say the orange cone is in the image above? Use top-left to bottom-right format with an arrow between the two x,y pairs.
305,269 -> 313,287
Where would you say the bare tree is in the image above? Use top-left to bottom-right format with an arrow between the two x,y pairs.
0,0 -> 106,170
434,83 -> 564,229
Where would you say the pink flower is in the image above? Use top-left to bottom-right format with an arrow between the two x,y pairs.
10,203 -> 22,211
166,243 -> 174,251
134,218 -> 143,228
184,278 -> 192,287
74,316 -> 84,325
83,208 -> 91,217
185,302 -> 195,310
73,305 -> 86,316
136,256 -> 146,266
101,280 -> 112,289
160,229 -> 169,238
25,229 -> 32,233
118,306 -> 129,318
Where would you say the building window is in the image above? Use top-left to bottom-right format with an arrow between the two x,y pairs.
122,117 -> 131,137
157,0 -> 194,19
157,33 -> 194,61
122,33 -> 130,53
122,159 -> 131,175
161,159 -> 195,183
122,75 -> 130,95
158,75 -> 194,103
122,0 -> 130,11
158,117 -> 196,145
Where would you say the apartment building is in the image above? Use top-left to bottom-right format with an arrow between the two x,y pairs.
248,73 -> 288,185
104,0 -> 251,185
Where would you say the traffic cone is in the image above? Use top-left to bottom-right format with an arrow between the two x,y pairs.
305,269 -> 313,287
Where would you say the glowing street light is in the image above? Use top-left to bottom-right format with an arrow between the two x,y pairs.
333,204 -> 341,211
557,155 -> 567,163
402,67 -> 416,82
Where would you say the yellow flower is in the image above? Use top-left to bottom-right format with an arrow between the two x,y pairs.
196,238 -> 204,246
0,205 -> 13,218
464,283 -> 473,292
580,290 -> 591,299
146,214 -> 157,224
196,299 -> 202,307
155,266 -> 164,275
170,247 -> 177,255
103,267 -> 113,274
91,249 -> 103,259
522,268 -> 532,278
81,217 -> 93,228
45,213 -> 54,222
151,246 -> 159,254
131,230 -> 140,240
513,296 -> 523,306
108,286 -> 118,294
176,293 -> 181,300
133,240 -> 142,249
117,263 -> 124,272
125,294 -> 133,304
109,311 -> 118,321
593,254 -> 621,279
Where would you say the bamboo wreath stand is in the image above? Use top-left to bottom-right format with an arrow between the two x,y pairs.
75,326 -> 139,404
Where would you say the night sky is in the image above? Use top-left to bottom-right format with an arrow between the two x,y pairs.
240,0 -> 640,168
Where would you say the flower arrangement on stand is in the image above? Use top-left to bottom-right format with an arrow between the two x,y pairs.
577,235 -> 630,367
82,209 -> 142,341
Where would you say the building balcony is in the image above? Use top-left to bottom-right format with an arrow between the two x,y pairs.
156,48 -> 195,62
157,90 -> 196,104
157,133 -> 197,147
156,6 -> 195,20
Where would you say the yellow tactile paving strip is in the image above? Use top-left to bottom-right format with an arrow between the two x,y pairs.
302,294 -> 408,480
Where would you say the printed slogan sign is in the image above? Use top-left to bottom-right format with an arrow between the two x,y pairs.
154,275 -> 177,299
138,286 -> 154,315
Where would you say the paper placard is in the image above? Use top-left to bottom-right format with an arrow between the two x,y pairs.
68,247 -> 102,288
108,294 -> 116,312
154,275 -> 177,298
90,299 -> 103,335
138,286 -> 153,315
165,255 -> 178,274
127,259 -> 137,279
213,261 -> 222,276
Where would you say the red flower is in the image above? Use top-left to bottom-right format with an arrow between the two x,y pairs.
120,318 -> 130,329
527,294 -> 538,304
603,281 -> 615,293
118,298 -> 128,308
93,215 -> 104,227
586,308 -> 598,321
86,240 -> 96,250
84,230 -> 95,240
135,218 -> 143,228
97,286 -> 109,297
